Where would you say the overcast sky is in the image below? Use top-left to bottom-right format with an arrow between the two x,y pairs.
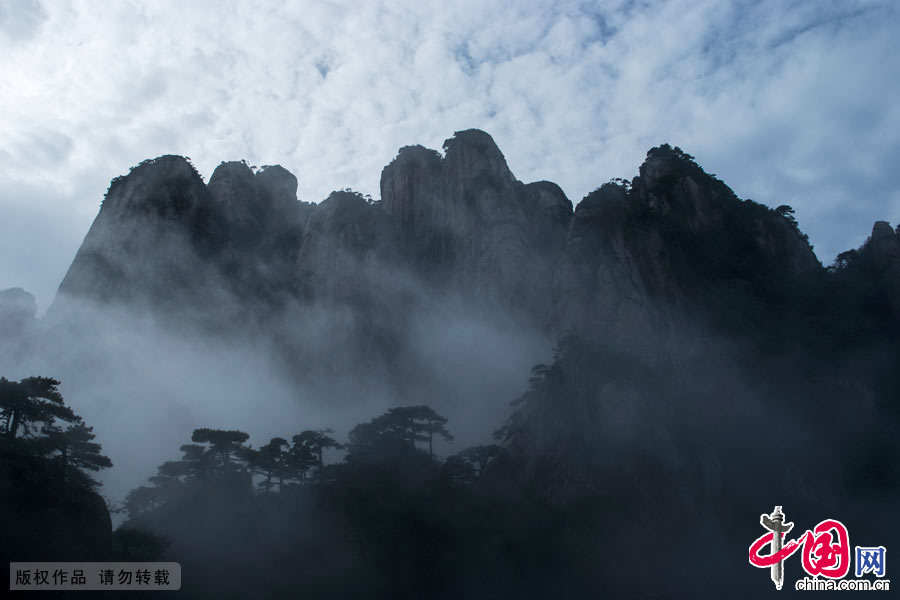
1,0 -> 898,313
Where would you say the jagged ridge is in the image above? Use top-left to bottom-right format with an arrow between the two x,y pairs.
44,132 -> 900,360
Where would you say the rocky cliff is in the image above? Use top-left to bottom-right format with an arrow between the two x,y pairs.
50,156 -> 314,327
492,148 -> 899,505
863,220 -> 900,320
43,132 -> 900,378
52,156 -> 221,318
380,131 -> 572,319
548,144 -> 822,349
0,287 -> 37,334
48,131 -> 576,332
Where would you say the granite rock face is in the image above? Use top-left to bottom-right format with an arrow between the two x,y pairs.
492,152 -> 897,505
208,161 -> 309,246
207,161 -> 313,309
548,145 -> 821,345
548,183 -> 662,346
295,190 -> 399,304
51,156 -> 221,318
631,150 -> 820,278
380,130 -> 573,320
48,157 -> 317,324
44,134 -> 887,366
49,130 -> 578,331
864,220 -> 900,320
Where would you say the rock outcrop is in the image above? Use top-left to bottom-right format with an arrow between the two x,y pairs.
548,145 -> 821,345
380,130 -> 573,320
207,161 -> 313,310
43,133 -> 891,385
295,190 -> 398,304
864,220 -> 900,320
208,161 -> 310,248
0,287 -> 37,334
49,129 -> 576,334
48,157 -> 318,326
51,156 -> 221,319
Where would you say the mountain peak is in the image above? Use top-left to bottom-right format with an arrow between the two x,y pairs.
441,128 -> 498,152
45,131 -> 869,341
51,155 -> 215,314
125,154 -> 196,177
318,189 -> 376,218
207,160 -> 262,221
102,154 -> 206,220
871,220 -> 896,243
388,144 -> 443,170
639,144 -> 704,178
0,287 -> 36,322
861,220 -> 900,320
441,129 -> 513,186
209,160 -> 255,185
256,164 -> 299,205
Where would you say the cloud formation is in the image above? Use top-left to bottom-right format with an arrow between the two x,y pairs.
1,0 -> 899,310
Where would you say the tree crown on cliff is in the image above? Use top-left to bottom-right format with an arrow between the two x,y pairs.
0,375 -> 112,492
0,376 -> 76,439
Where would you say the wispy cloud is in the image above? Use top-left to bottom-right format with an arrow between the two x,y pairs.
1,0 -> 898,309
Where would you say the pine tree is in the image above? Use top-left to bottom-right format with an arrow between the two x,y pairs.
0,377 -> 77,439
